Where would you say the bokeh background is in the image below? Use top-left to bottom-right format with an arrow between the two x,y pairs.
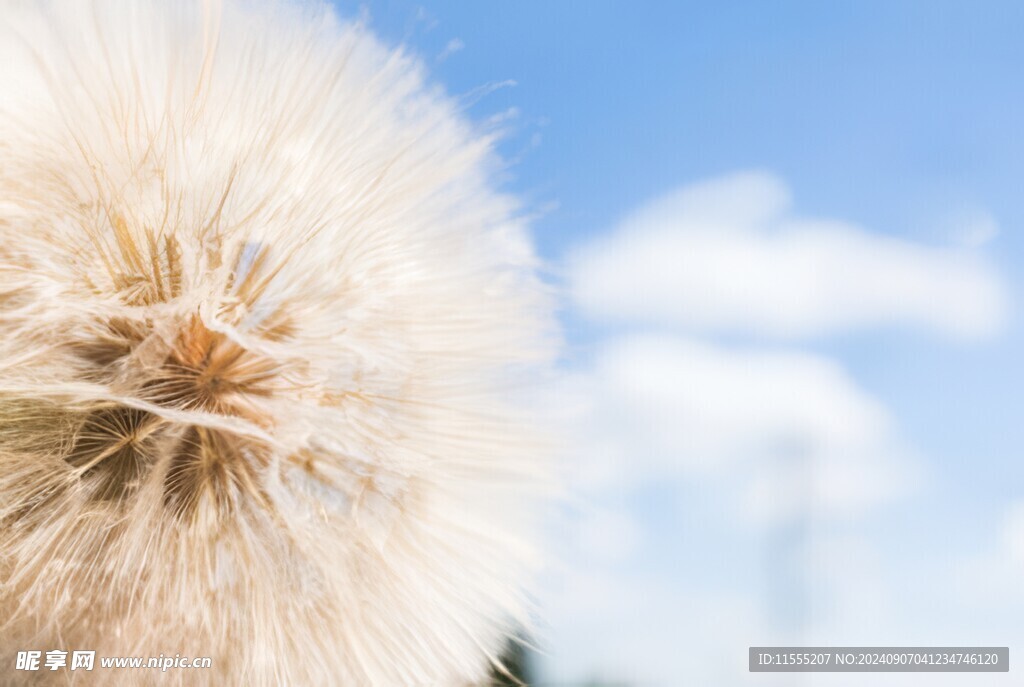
361,2 -> 1024,684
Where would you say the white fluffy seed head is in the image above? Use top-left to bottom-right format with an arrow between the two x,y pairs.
0,1 -> 556,684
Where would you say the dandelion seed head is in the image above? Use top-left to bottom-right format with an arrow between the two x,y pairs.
0,1 -> 555,683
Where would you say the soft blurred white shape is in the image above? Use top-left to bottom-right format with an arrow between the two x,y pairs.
563,334 -> 918,522
1001,501 -> 1024,567
574,504 -> 645,563
540,169 -> 1010,685
540,568 -> 773,687
569,171 -> 1006,339
948,207 -> 1000,247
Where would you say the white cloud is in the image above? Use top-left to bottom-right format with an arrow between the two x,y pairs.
539,568 -> 774,686
947,207 -> 1000,247
569,171 -> 1006,339
1001,502 -> 1024,567
564,335 -> 919,522
436,38 -> 464,63
954,501 -> 1024,608
572,504 -> 645,563
537,170 -> 1008,685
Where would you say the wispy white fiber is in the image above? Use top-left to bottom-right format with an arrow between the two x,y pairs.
0,1 -> 556,684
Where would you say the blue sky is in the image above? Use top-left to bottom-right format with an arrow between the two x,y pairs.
361,0 -> 1024,478
352,2 -> 1024,683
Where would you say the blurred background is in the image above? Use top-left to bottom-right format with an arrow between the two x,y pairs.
358,2 -> 1024,684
